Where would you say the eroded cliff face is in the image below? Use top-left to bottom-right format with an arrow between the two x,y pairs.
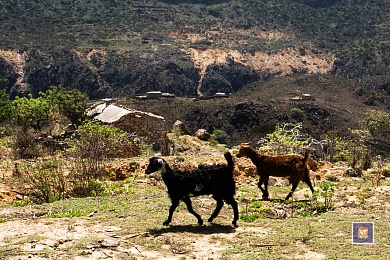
185,46 -> 335,96
0,43 -> 335,99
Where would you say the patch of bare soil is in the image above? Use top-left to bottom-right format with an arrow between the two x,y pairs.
0,183 -> 18,204
1,145 -> 389,259
0,216 -> 262,259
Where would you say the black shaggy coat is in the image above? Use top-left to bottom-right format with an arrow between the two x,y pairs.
145,152 -> 239,226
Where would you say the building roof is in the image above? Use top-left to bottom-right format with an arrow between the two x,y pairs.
91,103 -> 164,123
94,104 -> 132,123
86,102 -> 107,117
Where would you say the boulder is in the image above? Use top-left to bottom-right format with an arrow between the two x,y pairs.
172,120 -> 190,135
196,129 -> 210,141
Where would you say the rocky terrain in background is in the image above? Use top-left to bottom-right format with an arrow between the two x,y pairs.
0,0 -> 390,155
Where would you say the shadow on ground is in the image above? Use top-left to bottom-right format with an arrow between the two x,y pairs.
149,223 -> 236,236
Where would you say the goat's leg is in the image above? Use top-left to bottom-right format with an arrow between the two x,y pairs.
208,198 -> 224,223
225,197 -> 239,227
285,181 -> 300,200
302,173 -> 315,193
164,198 -> 180,226
182,197 -> 203,225
258,176 -> 269,200
263,177 -> 270,199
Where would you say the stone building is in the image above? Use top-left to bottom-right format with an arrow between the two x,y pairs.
87,101 -> 168,155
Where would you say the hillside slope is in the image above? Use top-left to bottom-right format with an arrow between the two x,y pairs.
0,0 -> 389,156
0,0 -> 390,99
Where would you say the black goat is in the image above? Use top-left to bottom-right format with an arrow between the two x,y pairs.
145,152 -> 239,226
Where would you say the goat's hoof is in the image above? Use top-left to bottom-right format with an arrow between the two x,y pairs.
262,197 -> 270,201
163,221 -> 170,226
207,218 -> 214,223
198,219 -> 204,225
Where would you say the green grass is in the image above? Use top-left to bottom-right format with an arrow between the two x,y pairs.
1,171 -> 390,259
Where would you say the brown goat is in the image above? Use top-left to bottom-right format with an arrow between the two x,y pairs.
236,143 -> 314,200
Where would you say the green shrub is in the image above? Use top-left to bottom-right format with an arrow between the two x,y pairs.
0,89 -> 14,125
290,107 -> 305,121
68,121 -> 138,197
264,123 -> 309,154
210,129 -> 227,144
14,157 -> 67,203
364,110 -> 390,134
249,123 -> 276,138
12,127 -> 43,159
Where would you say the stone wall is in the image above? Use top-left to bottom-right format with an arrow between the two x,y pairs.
110,110 -> 168,155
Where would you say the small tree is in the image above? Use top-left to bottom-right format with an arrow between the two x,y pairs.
0,89 -> 14,136
364,109 -> 390,135
348,129 -> 371,169
329,129 -> 371,169
13,94 -> 53,131
325,130 -> 341,162
0,89 -> 14,123
47,86 -> 89,127
11,94 -> 54,158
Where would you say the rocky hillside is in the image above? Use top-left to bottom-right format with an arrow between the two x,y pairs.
0,0 -> 390,155
0,0 -> 390,99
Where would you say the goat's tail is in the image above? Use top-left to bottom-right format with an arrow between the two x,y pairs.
302,148 -> 311,163
224,152 -> 234,175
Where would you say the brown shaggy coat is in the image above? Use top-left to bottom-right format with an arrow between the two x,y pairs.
236,143 -> 314,200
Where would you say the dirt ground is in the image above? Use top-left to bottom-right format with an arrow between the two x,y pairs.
1,152 -> 389,259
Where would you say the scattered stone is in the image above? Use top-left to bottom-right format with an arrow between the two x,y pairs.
172,120 -> 191,135
101,239 -> 119,248
268,177 -> 279,186
345,168 -> 359,177
195,129 -> 210,141
86,242 -> 100,249
104,226 -> 122,232
88,210 -> 98,217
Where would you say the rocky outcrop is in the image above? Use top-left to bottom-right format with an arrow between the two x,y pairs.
196,129 -> 211,141
0,45 -> 333,99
